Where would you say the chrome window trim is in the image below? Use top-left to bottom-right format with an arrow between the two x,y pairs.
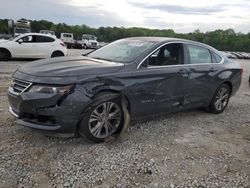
137,41 -> 224,69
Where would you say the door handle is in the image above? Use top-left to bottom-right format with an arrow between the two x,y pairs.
209,67 -> 217,72
179,68 -> 190,77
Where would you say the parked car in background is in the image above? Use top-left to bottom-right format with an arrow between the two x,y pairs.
0,33 -> 67,60
40,30 -> 55,36
231,52 -> 244,59
74,40 -> 84,49
239,52 -> 250,59
7,37 -> 242,143
82,34 -> 99,49
60,33 -> 74,49
219,51 -> 229,58
225,52 -> 237,59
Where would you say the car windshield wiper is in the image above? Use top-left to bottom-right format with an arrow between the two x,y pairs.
92,57 -> 113,62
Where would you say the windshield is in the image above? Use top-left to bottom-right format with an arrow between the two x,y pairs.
83,35 -> 97,40
88,39 -> 155,63
41,30 -> 55,35
15,28 -> 30,34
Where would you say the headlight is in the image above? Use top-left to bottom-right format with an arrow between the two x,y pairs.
29,85 -> 73,95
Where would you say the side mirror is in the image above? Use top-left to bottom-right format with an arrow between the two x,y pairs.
18,39 -> 23,44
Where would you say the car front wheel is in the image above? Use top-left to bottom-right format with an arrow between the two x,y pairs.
0,49 -> 11,61
208,84 -> 231,114
78,93 -> 123,143
51,51 -> 64,58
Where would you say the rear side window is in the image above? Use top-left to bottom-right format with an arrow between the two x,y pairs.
35,36 -> 55,43
187,44 -> 212,64
211,51 -> 222,63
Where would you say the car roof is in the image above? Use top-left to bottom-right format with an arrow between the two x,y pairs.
126,37 -> 204,45
19,33 -> 57,38
125,37 -> 219,52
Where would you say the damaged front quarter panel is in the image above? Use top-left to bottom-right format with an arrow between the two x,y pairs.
75,76 -> 131,142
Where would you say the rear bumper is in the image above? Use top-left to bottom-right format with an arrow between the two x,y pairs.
231,73 -> 242,96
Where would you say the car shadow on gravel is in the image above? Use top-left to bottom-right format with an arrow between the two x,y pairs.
12,108 -> 207,146
131,108 -> 205,126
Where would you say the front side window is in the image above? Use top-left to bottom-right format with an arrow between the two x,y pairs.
187,44 -> 212,64
19,35 -> 34,43
14,28 -> 30,34
146,43 -> 183,67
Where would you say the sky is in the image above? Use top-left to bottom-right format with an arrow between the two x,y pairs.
1,0 -> 250,33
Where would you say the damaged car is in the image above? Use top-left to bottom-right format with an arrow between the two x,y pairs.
7,37 -> 242,143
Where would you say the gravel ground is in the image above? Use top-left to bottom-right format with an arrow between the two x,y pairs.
0,56 -> 249,187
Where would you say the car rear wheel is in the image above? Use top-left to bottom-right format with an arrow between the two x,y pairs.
0,49 -> 11,61
78,93 -> 123,143
208,84 -> 231,114
51,51 -> 64,58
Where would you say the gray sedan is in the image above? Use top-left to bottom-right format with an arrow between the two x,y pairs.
7,37 -> 242,143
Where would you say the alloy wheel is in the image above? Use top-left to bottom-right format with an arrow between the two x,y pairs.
214,87 -> 229,111
0,50 -> 8,59
89,102 -> 121,138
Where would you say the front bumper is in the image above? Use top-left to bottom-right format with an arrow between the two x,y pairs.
7,86 -> 91,136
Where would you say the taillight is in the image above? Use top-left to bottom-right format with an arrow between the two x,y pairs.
60,43 -> 65,47
240,68 -> 243,75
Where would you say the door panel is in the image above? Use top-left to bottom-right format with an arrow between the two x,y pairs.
186,64 -> 214,107
34,35 -> 55,58
128,67 -> 191,116
183,44 -> 218,108
125,43 -> 190,117
12,35 -> 37,58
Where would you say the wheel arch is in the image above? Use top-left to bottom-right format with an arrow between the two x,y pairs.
92,89 -> 131,113
207,80 -> 233,108
76,88 -> 131,142
0,47 -> 12,57
51,50 -> 65,57
222,81 -> 233,95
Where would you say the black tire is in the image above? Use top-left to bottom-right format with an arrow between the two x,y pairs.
78,92 -> 124,143
208,83 -> 231,114
0,48 -> 11,61
51,51 -> 64,58
83,44 -> 87,49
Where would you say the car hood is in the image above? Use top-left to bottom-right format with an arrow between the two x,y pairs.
0,39 -> 9,43
17,56 -> 124,78
89,40 -> 98,43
